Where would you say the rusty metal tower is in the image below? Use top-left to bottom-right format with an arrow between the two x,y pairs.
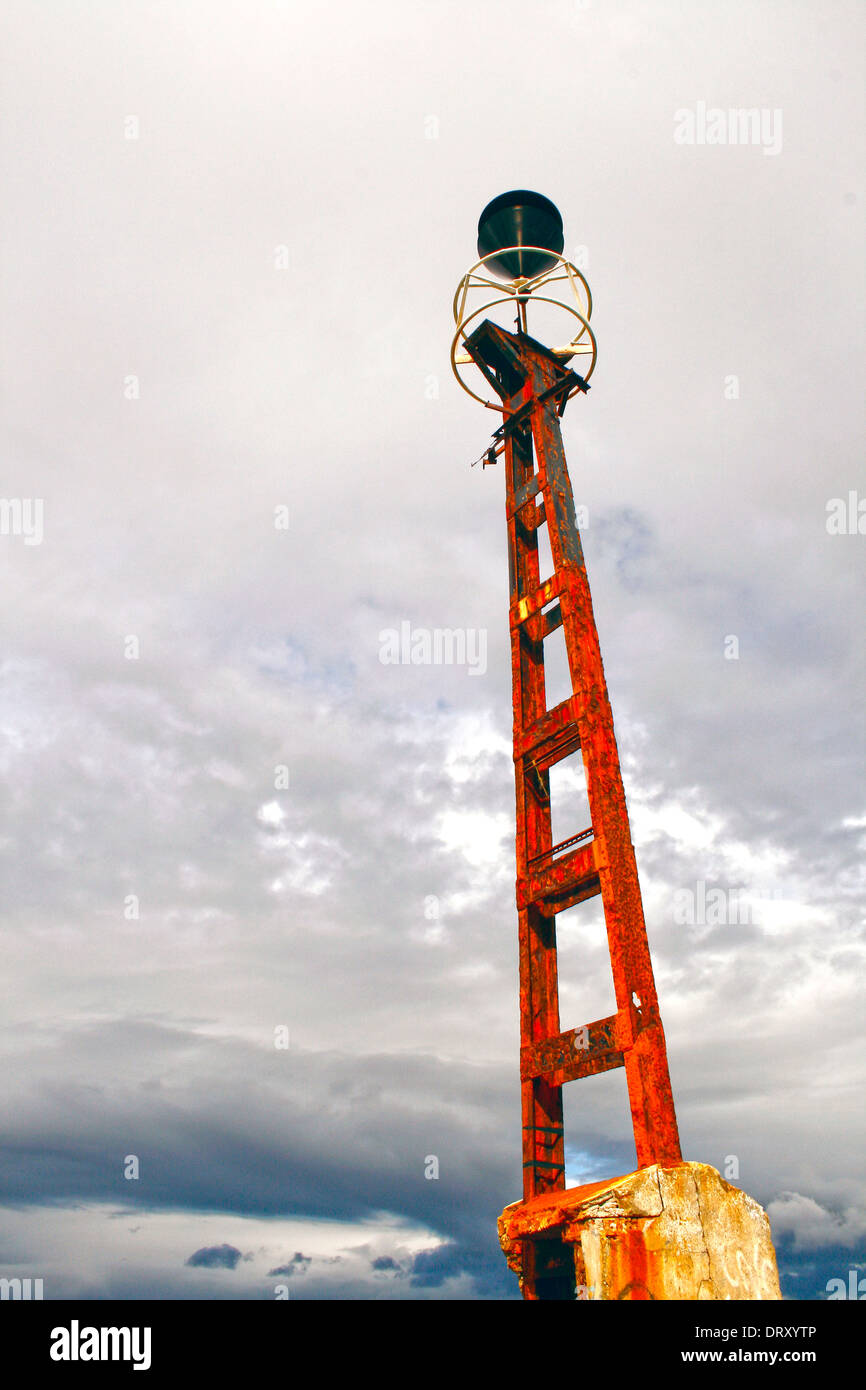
451,192 -> 682,1299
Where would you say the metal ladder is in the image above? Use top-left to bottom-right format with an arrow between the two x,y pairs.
466,319 -> 682,1297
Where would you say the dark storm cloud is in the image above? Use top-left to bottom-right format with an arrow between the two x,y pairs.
186,1243 -> 242,1269
268,1252 -> 312,1276
410,1241 -> 513,1296
0,1017 -> 522,1241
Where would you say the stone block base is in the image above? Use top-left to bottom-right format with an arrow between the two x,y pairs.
498,1162 -> 781,1300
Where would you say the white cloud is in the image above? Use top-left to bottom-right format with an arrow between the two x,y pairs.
767,1193 -> 866,1251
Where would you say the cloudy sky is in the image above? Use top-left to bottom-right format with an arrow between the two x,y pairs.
0,0 -> 863,1301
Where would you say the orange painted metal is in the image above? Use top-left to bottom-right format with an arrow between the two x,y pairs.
464,319 -> 681,1298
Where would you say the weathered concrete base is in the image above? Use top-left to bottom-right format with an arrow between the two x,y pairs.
499,1162 -> 782,1300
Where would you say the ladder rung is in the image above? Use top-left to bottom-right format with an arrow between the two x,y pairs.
510,574 -> 561,629
515,694 -> 582,764
528,826 -> 592,870
521,1012 -> 626,1085
508,471 -> 547,519
531,1049 -> 623,1089
518,837 -> 601,912
518,603 -> 565,647
515,598 -> 564,645
531,876 -> 601,917
515,500 -> 546,534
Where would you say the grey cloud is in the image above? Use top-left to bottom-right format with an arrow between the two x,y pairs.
268,1252 -> 312,1276
767,1194 -> 866,1252
186,1243 -> 243,1269
0,0 -> 862,1301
